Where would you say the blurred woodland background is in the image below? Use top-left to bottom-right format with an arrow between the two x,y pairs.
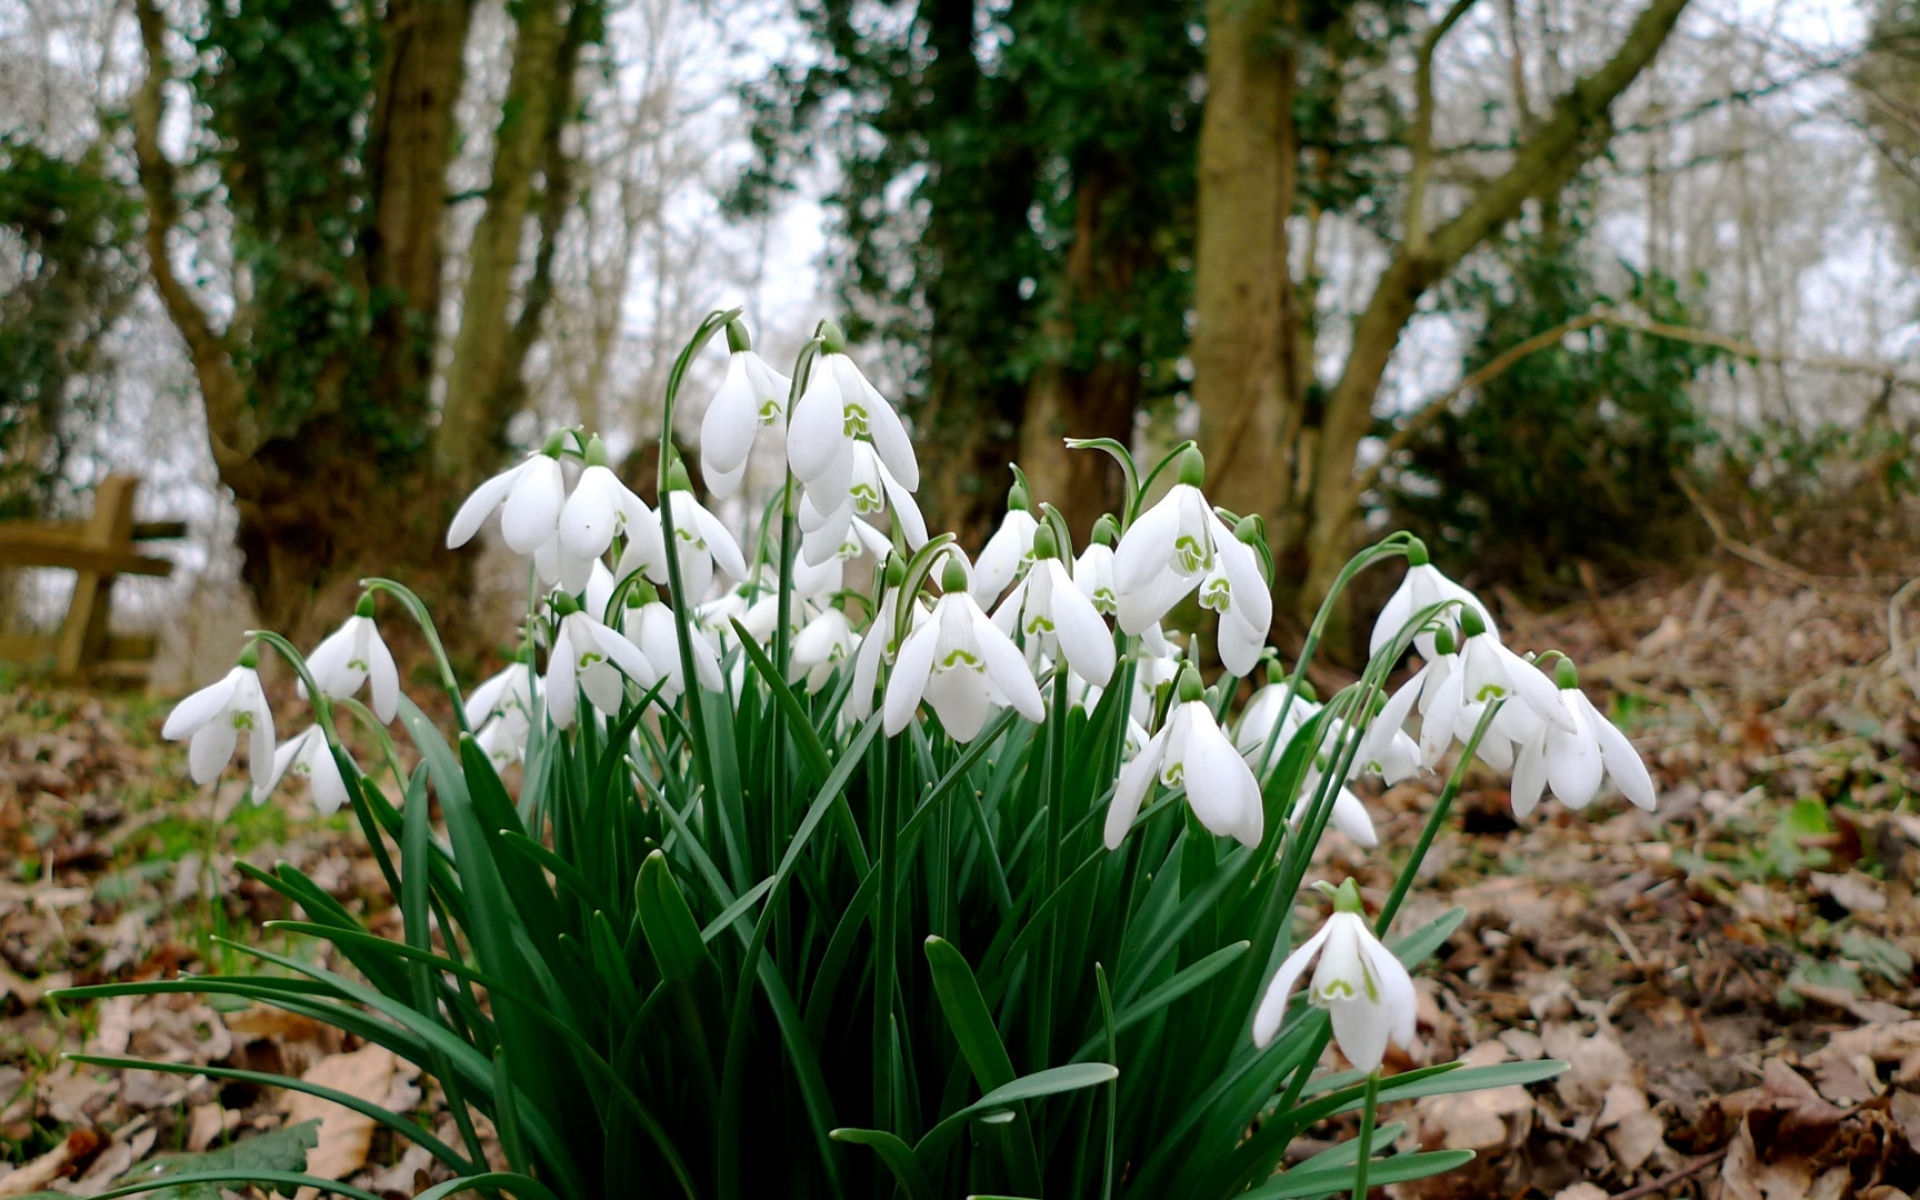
2,0 -> 1918,668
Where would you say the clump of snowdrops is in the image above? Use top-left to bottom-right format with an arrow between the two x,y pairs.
65,311 -> 1657,1200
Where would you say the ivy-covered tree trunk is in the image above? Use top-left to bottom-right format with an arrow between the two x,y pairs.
132,0 -> 593,639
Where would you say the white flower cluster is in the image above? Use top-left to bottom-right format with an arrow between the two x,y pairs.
163,312 -> 1662,1080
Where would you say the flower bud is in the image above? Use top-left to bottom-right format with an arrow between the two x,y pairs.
940,556 -> 968,595
1432,627 -> 1457,656
667,459 -> 693,493
237,643 -> 259,670
1177,446 -> 1206,488
1459,607 -> 1487,640
1091,513 -> 1119,547
541,430 -> 568,458
1265,656 -> 1287,686
1176,663 -> 1204,704
1331,877 -> 1364,914
884,554 -> 906,589
551,591 -> 581,616
1032,524 -> 1059,562
1234,514 -> 1262,546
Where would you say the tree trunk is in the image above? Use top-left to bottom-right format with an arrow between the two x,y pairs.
1018,155 -> 1141,541
1191,0 -> 1303,532
436,0 -> 567,478
1292,0 -> 1693,624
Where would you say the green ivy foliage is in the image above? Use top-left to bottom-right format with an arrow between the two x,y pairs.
734,0 -> 1201,492
0,136 -> 142,519
189,0 -> 378,440
1385,198 -> 1723,587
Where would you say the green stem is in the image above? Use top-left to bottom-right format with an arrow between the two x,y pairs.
1375,699 -> 1502,935
1352,1069 -> 1380,1199
357,579 -> 471,736
873,727 -> 906,1139
1034,665 -> 1071,1072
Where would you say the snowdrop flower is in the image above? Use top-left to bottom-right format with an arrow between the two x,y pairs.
1457,609 -> 1574,733
465,662 -> 533,731
630,591 -> 724,700
883,555 -> 1044,742
792,607 -> 859,694
971,483 -> 1038,607
301,597 -> 399,723
1103,666 -> 1263,850
700,320 -> 793,499
995,525 -> 1114,688
559,437 -> 653,567
162,650 -> 275,793
1235,665 -> 1316,774
847,562 -> 925,723
799,444 -> 926,566
545,593 -> 659,729
475,713 -> 530,770
1112,450 -> 1266,654
1073,520 -> 1120,616
1196,515 -> 1272,677
1369,541 -> 1496,661
447,438 -> 568,554
1251,880 -> 1416,1073
1289,768 -> 1379,848
1510,661 -> 1658,818
662,478 -> 749,599
260,726 -> 350,815
786,320 -> 919,503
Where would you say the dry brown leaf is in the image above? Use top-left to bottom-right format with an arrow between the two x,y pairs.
281,1044 -> 398,1196
1890,1090 -> 1920,1152
1542,1023 -> 1635,1110
0,1135 -> 74,1198
1551,1185 -> 1609,1200
1808,1052 -> 1877,1106
86,995 -> 135,1057
1721,1118 -> 1816,1200
1410,1041 -> 1532,1151
1809,870 -> 1887,912
187,1102 -> 231,1152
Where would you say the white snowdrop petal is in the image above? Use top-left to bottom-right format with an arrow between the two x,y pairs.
1359,934 -> 1419,1049
447,461 -> 525,549
1218,608 -> 1265,678
188,721 -> 238,785
972,608 -> 1044,723
1330,788 -> 1379,848
1047,563 -> 1115,688
1587,693 -> 1657,810
502,456 -> 566,555
924,665 -> 991,742
882,622 -> 940,735
701,356 -> 760,476
786,368 -> 843,482
558,465 -> 623,560
1104,726 -> 1170,850
1543,700 -> 1605,809
1112,491 -> 1185,595
1213,520 -> 1271,632
546,625 -> 579,729
163,670 -> 243,740
366,625 -> 400,724
1252,924 -> 1333,1048
1369,576 -> 1417,661
1510,729 -> 1548,818
861,374 -> 920,492
1328,997 -> 1393,1073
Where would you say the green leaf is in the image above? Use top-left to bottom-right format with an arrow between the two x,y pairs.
925,936 -> 1018,1092
1840,930 -> 1913,984
130,1119 -> 319,1199
915,1063 -> 1119,1164
637,850 -> 714,985
1241,1149 -> 1476,1198
1389,906 -> 1466,968
828,1128 -> 933,1200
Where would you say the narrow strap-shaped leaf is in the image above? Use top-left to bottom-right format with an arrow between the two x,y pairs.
702,875 -> 774,944
827,1128 -> 932,1200
64,1054 -> 475,1173
414,1171 -> 567,1200
637,850 -> 714,985
912,1063 -> 1119,1168
1240,1149 -> 1476,1199
1069,941 -> 1250,1063
47,1169 -> 387,1200
924,936 -> 1041,1192
732,616 -> 832,781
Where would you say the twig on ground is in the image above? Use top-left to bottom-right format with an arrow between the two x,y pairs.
1609,1147 -> 1730,1200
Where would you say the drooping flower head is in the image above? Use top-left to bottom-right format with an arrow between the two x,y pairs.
544,591 -> 658,730
1104,664 -> 1264,850
971,476 -> 1038,608
995,523 -> 1115,688
1252,879 -> 1417,1072
300,595 -> 399,724
883,553 -> 1044,742
786,319 -> 919,507
162,646 -> 275,794
700,319 -> 793,499
1510,660 -> 1658,819
1369,540 -> 1496,662
260,726 -> 351,816
447,432 -> 568,555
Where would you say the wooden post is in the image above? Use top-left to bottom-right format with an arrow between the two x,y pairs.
54,475 -> 139,677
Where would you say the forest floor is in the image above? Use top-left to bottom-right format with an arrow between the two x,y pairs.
1,554 -> 1918,1199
